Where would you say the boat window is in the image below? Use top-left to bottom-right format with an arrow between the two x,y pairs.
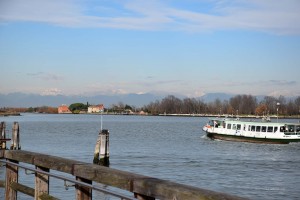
287,125 -> 295,132
296,125 -> 300,133
237,124 -> 241,130
267,126 -> 273,132
232,124 -> 237,130
222,122 -> 226,128
227,124 -> 231,129
274,127 -> 278,132
261,126 -> 266,132
214,121 -> 219,128
280,126 -> 285,132
256,126 -> 261,132
251,126 -> 255,131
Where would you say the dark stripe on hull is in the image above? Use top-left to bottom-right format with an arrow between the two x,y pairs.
206,133 -> 300,144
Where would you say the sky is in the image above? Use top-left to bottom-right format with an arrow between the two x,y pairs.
0,0 -> 300,98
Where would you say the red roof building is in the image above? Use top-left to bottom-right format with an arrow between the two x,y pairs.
58,105 -> 72,114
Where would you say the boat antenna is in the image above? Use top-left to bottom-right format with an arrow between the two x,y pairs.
276,102 -> 280,122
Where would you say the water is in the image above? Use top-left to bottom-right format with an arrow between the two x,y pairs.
1,114 -> 300,199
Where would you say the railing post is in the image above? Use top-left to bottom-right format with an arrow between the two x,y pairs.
134,193 -> 155,200
5,159 -> 19,200
35,166 -> 49,200
76,177 -> 92,200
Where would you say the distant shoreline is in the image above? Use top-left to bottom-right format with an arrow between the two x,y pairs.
63,112 -> 300,120
0,112 -> 21,117
1,112 -> 300,120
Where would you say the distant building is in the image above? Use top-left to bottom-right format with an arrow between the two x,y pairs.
58,105 -> 72,114
139,110 -> 147,115
88,104 -> 104,113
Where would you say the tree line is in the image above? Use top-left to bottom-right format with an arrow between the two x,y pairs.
142,95 -> 300,116
2,94 -> 300,116
0,106 -> 58,114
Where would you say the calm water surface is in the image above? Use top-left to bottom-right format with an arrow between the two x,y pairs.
1,114 -> 300,199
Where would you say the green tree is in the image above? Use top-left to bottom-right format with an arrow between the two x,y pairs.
69,103 -> 87,113
125,104 -> 132,110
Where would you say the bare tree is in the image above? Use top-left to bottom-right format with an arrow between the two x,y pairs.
141,94 -> 300,116
262,96 -> 277,114
160,95 -> 182,114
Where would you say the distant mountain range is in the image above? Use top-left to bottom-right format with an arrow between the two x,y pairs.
0,92 -> 159,107
0,92 -> 286,108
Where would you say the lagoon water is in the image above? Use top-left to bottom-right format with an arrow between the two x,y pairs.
0,114 -> 300,199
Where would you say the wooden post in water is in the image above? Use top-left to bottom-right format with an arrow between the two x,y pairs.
11,122 -> 21,150
93,129 -> 109,166
99,129 -> 109,166
0,121 -> 6,149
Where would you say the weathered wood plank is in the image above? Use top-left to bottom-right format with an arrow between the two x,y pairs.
74,164 -> 246,200
0,150 -> 4,158
5,159 -> 18,200
73,164 -> 140,192
0,121 -> 7,149
76,177 -> 92,200
133,177 -> 244,200
10,182 -> 34,197
4,150 -> 36,164
4,150 -> 86,174
134,193 -> 155,200
10,182 -> 59,200
10,122 -> 20,150
35,166 -> 49,200
93,129 -> 110,166
39,193 -> 60,200
0,180 -> 5,188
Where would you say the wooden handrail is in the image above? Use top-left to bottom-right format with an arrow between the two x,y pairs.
2,150 -> 247,200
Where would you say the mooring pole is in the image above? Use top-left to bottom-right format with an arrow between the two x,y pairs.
10,122 -> 20,150
93,129 -> 109,166
0,121 -> 6,149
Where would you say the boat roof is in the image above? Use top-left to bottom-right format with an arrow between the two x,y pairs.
209,118 -> 300,126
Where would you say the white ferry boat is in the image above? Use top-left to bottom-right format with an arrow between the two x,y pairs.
203,118 -> 300,144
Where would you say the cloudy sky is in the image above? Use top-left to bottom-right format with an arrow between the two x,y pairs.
1,0 -> 299,97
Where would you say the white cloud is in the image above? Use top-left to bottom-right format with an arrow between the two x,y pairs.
268,90 -> 300,97
41,88 -> 62,96
0,0 -> 299,35
27,72 -> 64,81
0,0 -> 82,26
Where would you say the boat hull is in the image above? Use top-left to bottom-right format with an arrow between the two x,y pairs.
206,132 -> 300,144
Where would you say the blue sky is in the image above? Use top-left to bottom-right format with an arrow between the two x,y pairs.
0,0 -> 299,97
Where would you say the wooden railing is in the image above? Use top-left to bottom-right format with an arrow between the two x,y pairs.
0,150 -> 248,200
0,121 -> 247,200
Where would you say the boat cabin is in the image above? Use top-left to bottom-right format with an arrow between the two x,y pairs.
208,119 -> 300,135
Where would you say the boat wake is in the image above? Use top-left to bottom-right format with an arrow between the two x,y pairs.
200,134 -> 207,139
